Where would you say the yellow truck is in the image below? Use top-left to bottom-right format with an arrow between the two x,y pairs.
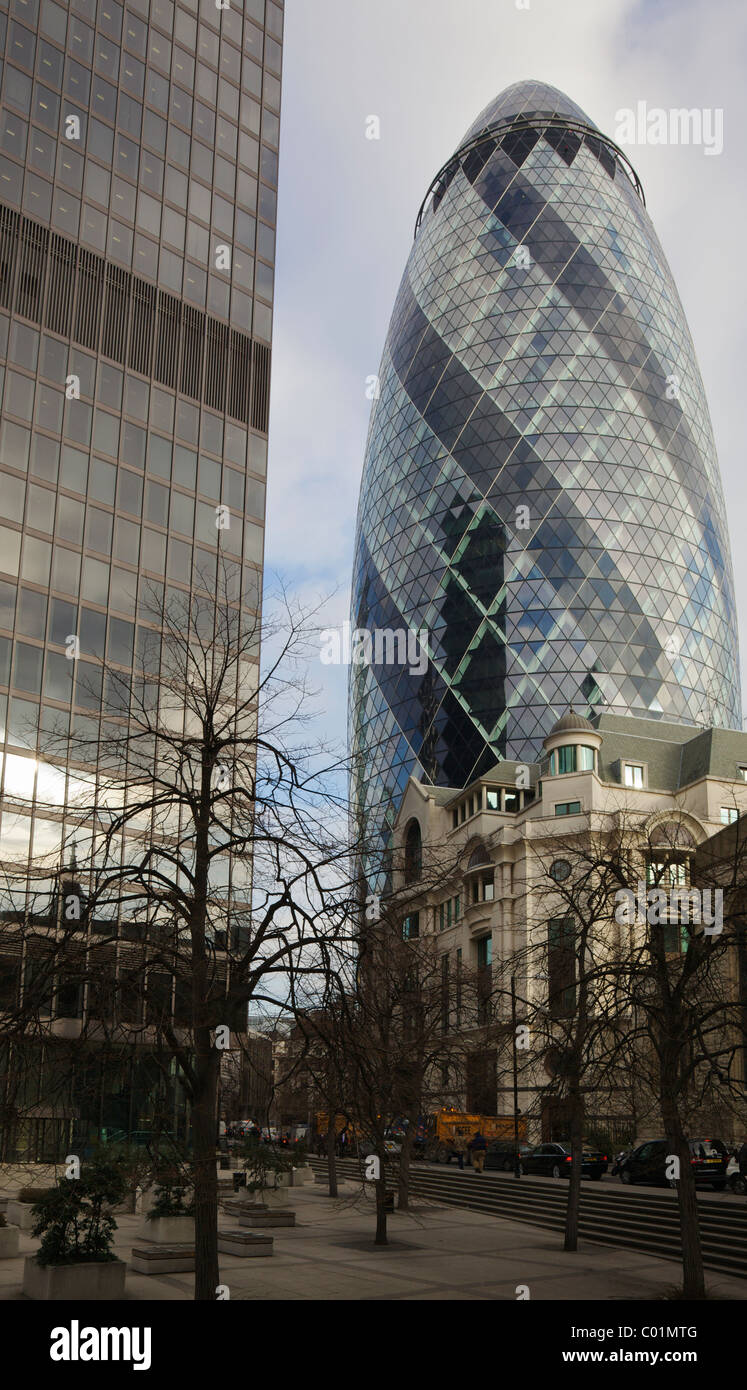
418,1109 -> 527,1163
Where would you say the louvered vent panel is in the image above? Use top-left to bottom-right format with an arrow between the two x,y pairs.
129,280 -> 156,377
0,205 -> 19,311
180,303 -> 204,400
45,233 -> 77,336
15,218 -> 48,323
155,290 -> 180,389
250,341 -> 271,432
102,263 -> 131,362
205,321 -> 228,412
74,249 -> 104,350
228,329 -> 250,422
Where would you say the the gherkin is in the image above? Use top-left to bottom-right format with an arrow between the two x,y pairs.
350,80 -> 740,865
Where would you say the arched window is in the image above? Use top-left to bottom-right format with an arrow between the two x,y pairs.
467,845 -> 491,869
404,819 -> 422,883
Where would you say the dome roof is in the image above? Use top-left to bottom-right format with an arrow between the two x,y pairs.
459,80 -> 595,148
548,708 -> 594,735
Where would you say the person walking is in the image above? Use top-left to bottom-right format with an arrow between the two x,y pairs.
468,1131 -> 488,1174
453,1133 -> 467,1170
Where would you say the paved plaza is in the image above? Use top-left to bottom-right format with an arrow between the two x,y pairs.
1,1181 -> 745,1301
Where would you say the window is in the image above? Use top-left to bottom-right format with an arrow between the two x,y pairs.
555,801 -> 581,817
439,894 -> 460,931
557,744 -> 575,775
486,788 -> 500,811
739,766 -> 747,782
471,874 -> 494,905
548,917 -> 575,1017
504,789 -> 519,812
476,936 -> 492,1024
549,859 -> 571,883
646,858 -> 687,887
404,819 -> 422,883
402,912 -> 419,941
440,953 -> 449,1033
550,744 -> 595,775
624,763 -> 644,788
720,807 -> 738,825
477,935 -> 492,968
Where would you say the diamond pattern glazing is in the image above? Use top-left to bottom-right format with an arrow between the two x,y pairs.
350,82 -> 740,870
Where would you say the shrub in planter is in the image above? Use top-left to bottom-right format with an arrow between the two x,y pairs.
31,1159 -> 126,1266
23,1158 -> 127,1299
142,1178 -> 195,1243
241,1139 -> 294,1200
145,1180 -> 195,1220
94,1142 -> 155,1213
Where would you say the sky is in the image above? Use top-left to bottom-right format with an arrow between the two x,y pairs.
264,0 -> 747,751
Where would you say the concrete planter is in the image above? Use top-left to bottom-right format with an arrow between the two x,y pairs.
218,1230 -> 273,1257
7,1201 -> 37,1232
22,1256 -> 126,1301
263,1187 -> 292,1208
239,1207 -> 295,1228
0,1225 -> 20,1258
130,1245 -> 194,1275
141,1215 -> 195,1244
293,1166 -> 313,1185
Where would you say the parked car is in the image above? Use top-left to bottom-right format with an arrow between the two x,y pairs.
485,1139 -> 534,1172
358,1138 -> 402,1161
616,1137 -> 729,1190
611,1148 -> 633,1176
521,1142 -> 608,1180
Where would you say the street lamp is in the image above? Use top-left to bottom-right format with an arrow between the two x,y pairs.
511,974 -> 521,1178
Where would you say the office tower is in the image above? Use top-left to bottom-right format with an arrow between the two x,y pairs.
0,0 -> 283,1159
350,80 -> 739,873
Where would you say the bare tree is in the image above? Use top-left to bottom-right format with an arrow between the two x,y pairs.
495,808 -> 747,1295
0,566 -> 353,1298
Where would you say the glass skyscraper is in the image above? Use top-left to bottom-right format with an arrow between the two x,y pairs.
0,0 -> 282,1159
350,80 -> 740,869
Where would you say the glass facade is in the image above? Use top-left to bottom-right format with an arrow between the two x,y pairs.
0,0 -> 282,1150
350,80 -> 740,878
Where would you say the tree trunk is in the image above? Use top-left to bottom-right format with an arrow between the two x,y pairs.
564,1084 -> 584,1252
397,1121 -> 416,1211
326,1121 -> 338,1198
193,1039 -> 220,1301
374,1170 -> 388,1245
661,1093 -> 706,1298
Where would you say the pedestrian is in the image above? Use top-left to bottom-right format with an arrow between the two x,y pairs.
453,1132 -> 467,1171
468,1131 -> 488,1174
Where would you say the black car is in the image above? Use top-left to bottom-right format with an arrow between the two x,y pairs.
616,1138 -> 729,1190
485,1140 -> 534,1172
521,1142 -> 608,1180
